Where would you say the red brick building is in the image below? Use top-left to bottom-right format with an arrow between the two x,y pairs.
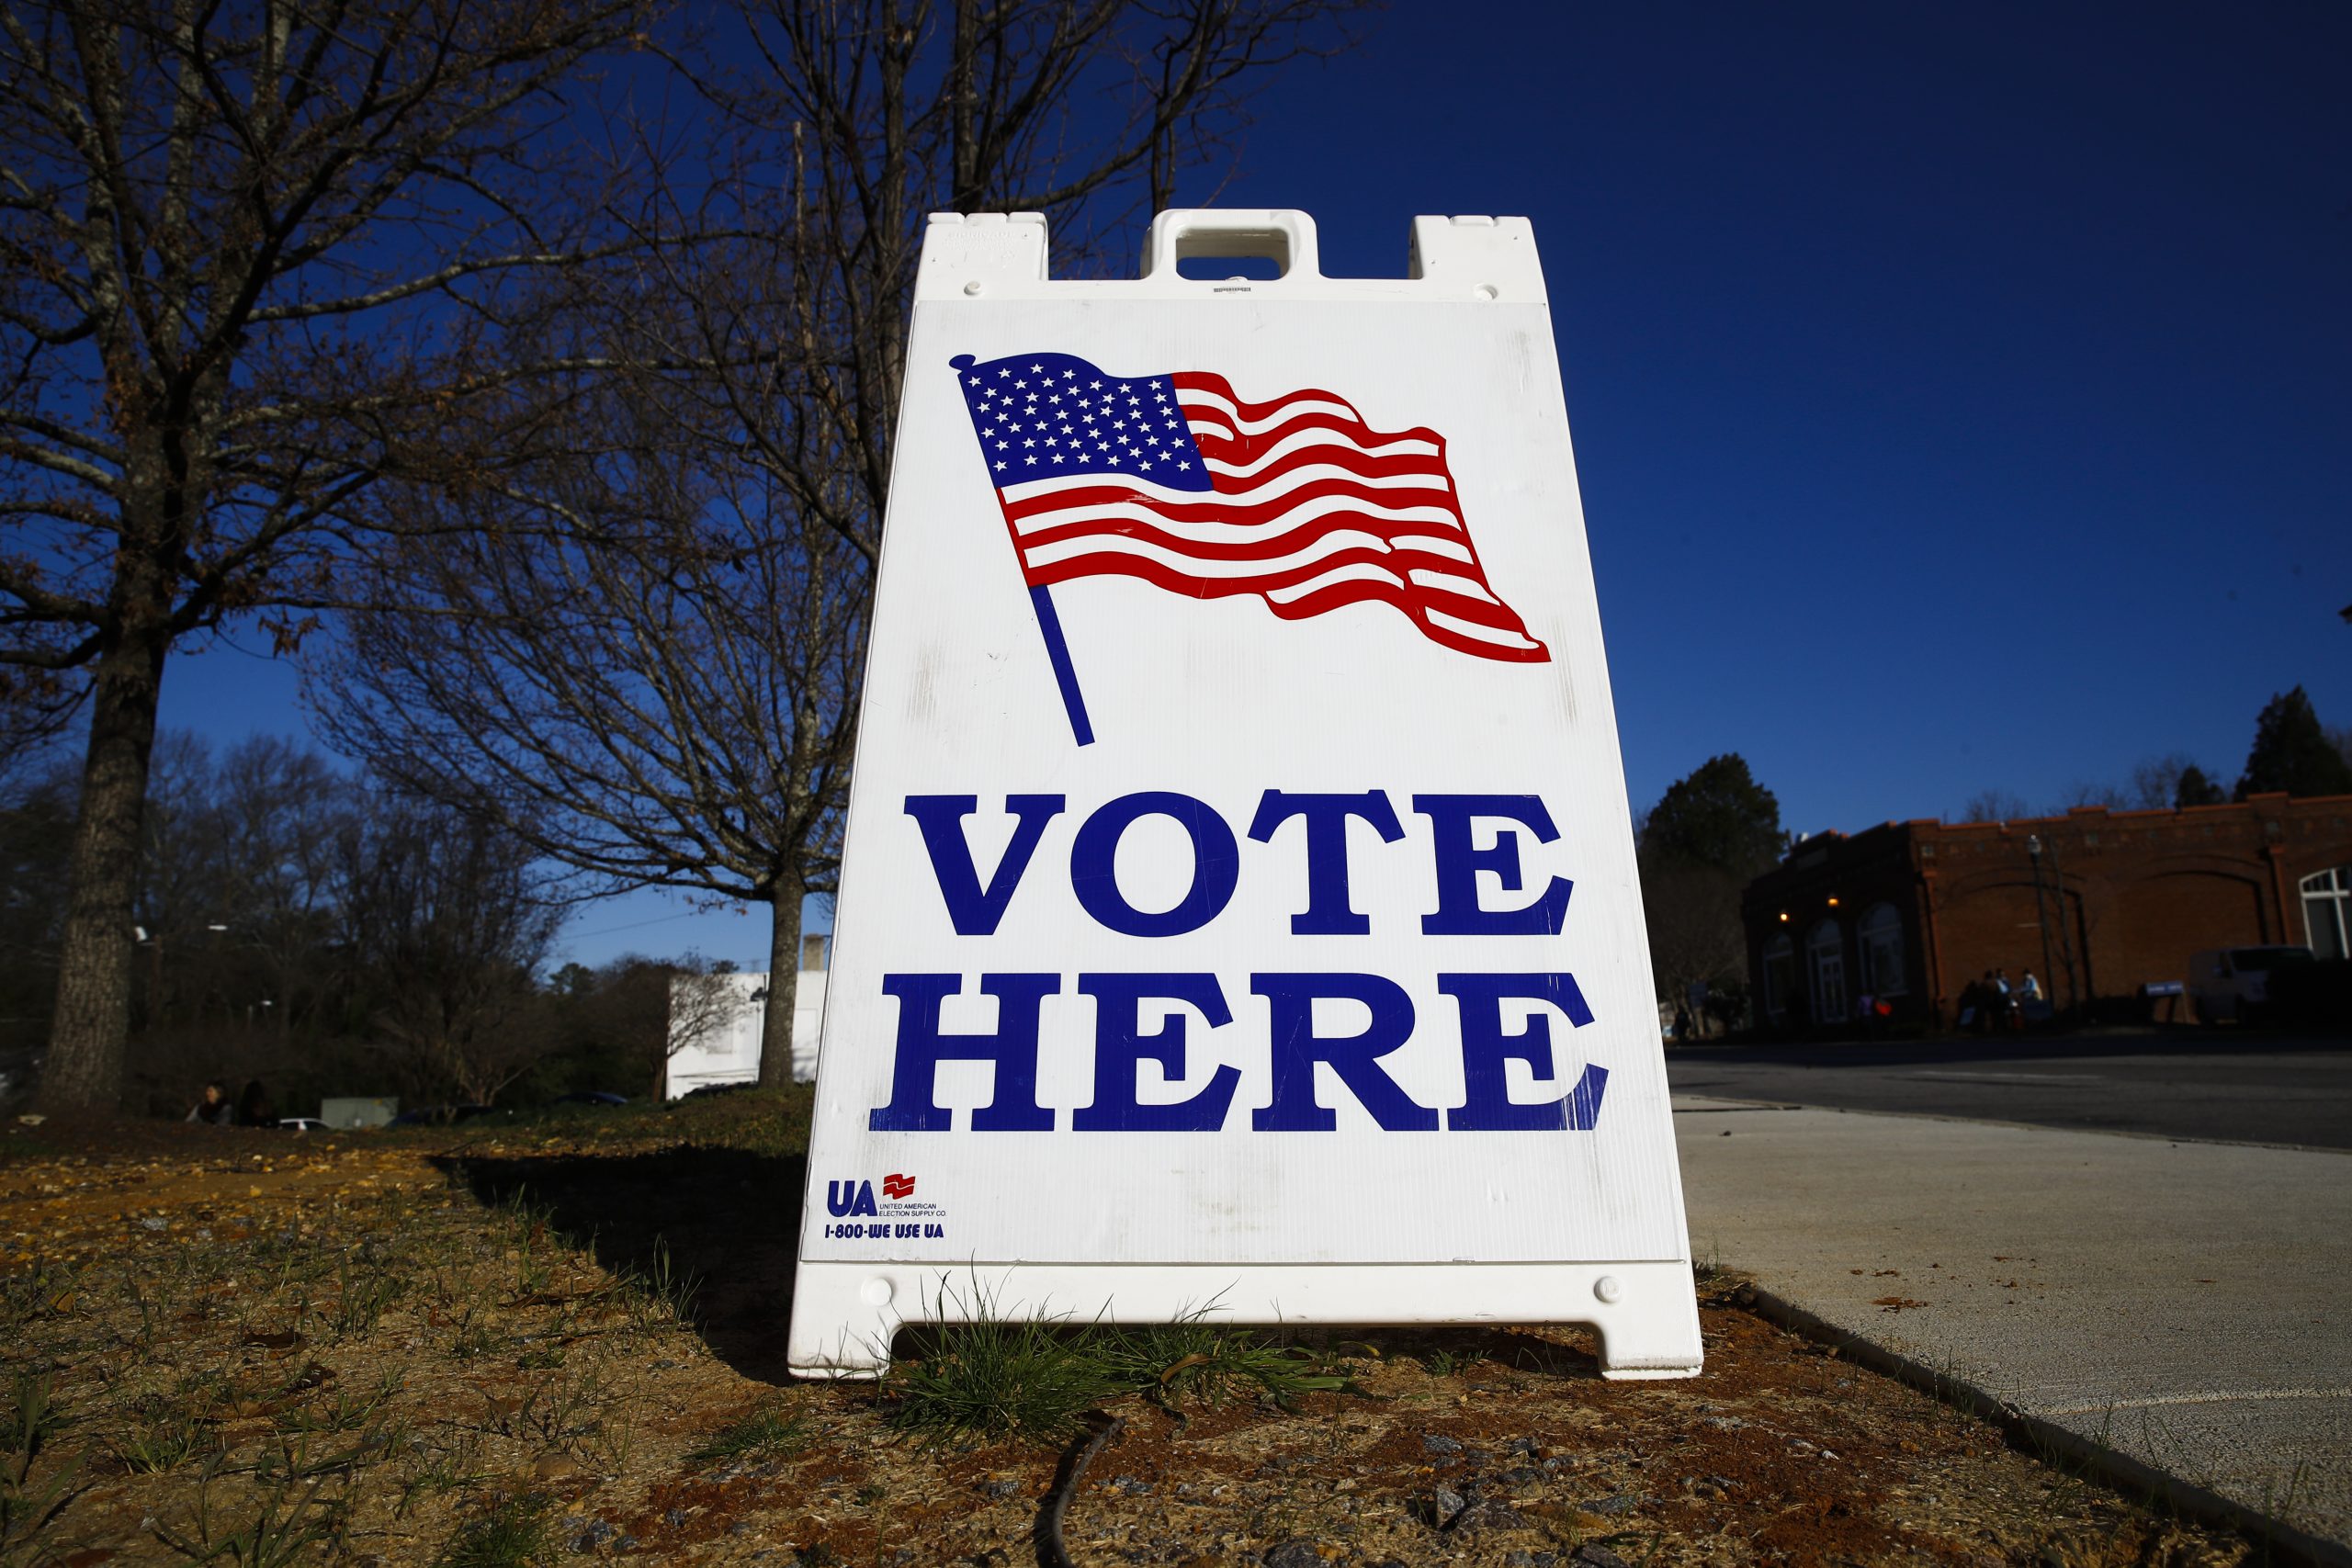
1739,794 -> 2352,1030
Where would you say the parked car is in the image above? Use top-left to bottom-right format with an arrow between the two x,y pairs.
276,1116 -> 331,1134
2188,945 -> 2314,1023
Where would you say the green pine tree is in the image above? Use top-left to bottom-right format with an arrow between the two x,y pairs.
2234,687 -> 2352,799
2172,765 -> 2226,808
1640,754 -> 1789,876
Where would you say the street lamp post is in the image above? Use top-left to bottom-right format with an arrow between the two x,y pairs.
135,925 -> 164,1029
2027,837 -> 2056,1009
2025,834 -> 2082,1014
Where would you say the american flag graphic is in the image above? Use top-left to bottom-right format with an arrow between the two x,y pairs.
950,351 -> 1550,663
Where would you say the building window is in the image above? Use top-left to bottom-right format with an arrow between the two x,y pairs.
2305,866 -> 2352,962
1858,903 -> 1907,996
1806,919 -> 1847,1024
1761,934 -> 1793,1019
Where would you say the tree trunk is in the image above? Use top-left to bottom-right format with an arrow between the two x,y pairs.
759,882 -> 804,1089
40,629 -> 170,1112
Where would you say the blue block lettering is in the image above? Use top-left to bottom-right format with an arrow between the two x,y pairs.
1441,972 -> 1604,1130
1250,973 -> 1437,1132
1566,1062 -> 1609,1130
1247,790 -> 1406,935
826,1179 -> 877,1216
1070,792 -> 1240,937
1413,795 -> 1574,935
869,973 -> 1059,1132
904,795 -> 1065,935
1073,973 -> 1240,1131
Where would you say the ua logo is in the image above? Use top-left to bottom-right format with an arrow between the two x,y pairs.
882,1174 -> 916,1200
826,1179 -> 877,1218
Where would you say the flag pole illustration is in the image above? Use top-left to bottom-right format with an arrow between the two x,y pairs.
1024,575 -> 1094,747
951,351 -> 1548,746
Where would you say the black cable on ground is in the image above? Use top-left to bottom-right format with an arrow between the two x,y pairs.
1035,1410 -> 1125,1568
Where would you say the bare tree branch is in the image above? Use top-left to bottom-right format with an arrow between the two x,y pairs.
314,0 -> 1363,1089
5,0 -> 658,1110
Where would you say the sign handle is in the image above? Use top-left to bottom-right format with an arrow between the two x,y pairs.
1028,584 -> 1094,746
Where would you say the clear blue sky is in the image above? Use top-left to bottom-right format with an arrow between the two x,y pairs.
158,0 -> 2352,970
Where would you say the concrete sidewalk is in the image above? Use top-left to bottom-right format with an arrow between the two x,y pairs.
1674,1098 -> 2352,1559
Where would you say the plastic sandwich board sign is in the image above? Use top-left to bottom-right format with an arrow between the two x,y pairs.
787,208 -> 1702,1380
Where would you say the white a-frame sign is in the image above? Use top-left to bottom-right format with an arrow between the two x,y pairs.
787,209 -> 1702,1380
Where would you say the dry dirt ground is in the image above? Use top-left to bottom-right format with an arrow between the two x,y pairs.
0,1090 -> 2262,1567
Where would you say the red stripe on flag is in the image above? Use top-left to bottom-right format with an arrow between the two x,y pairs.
988,370 -> 1549,663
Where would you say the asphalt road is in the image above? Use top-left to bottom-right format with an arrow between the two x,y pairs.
1665,1030 -> 2352,1150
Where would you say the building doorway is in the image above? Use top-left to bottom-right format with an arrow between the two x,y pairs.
1807,919 -> 1847,1025
2304,865 -> 2351,961
1761,933 -> 1794,1021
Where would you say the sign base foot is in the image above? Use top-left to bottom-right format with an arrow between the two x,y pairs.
785,1259 -> 1702,1381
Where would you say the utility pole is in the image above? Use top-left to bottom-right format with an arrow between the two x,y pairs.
2026,835 -> 2082,1014
135,927 -> 164,1031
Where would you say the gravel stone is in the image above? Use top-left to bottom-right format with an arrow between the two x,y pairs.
1448,1498 -> 1527,1533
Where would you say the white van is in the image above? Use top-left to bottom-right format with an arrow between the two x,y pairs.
2187,946 -> 2312,1023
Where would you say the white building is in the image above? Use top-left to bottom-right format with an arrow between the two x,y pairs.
663,945 -> 830,1098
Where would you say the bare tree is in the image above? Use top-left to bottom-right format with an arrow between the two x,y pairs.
0,0 -> 646,1110
2055,779 -> 2128,811
318,428 -> 863,1088
2127,752 -> 2202,812
318,0 -> 1359,1084
1640,860 -> 1747,1037
722,0 -> 1362,568
662,958 -> 753,1100
336,787 -> 560,1107
546,951 -> 741,1101
0,751 -> 74,1073
133,733 -> 351,1035
1957,789 -> 2034,825
0,671 -> 83,798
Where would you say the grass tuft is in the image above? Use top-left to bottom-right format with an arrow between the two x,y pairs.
888,1310 -> 1121,1444
612,1238 -> 699,1334
0,1372 -> 63,1477
148,1451 -> 342,1568
435,1492 -> 556,1568
1101,1311 -> 1351,1410
0,1259 -> 79,1328
1,1369 -> 87,1559
687,1400 -> 812,1465
114,1406 -> 210,1474
885,1282 -> 1352,1444
1418,1344 -> 1473,1378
